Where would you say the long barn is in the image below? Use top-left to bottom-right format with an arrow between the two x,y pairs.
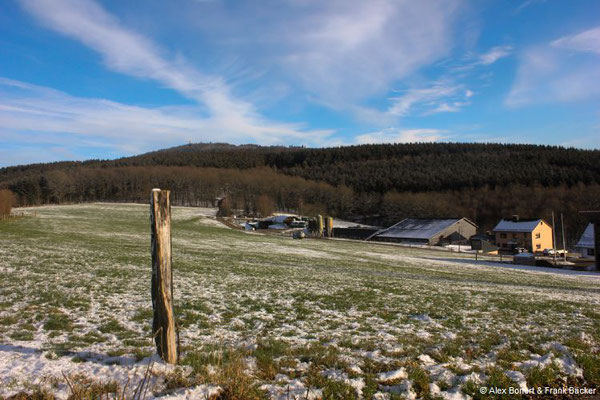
369,218 -> 477,245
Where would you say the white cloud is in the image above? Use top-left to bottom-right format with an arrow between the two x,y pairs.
0,78 -> 335,163
20,0 -> 212,103
387,84 -> 471,117
285,0 -> 461,104
425,101 -> 468,114
506,27 -> 600,106
19,0 -> 464,116
552,27 -> 600,55
16,0 -> 467,140
514,0 -> 547,14
477,45 -> 513,65
10,0 -> 342,164
179,0 -> 462,107
17,0 -> 297,132
355,128 -> 447,144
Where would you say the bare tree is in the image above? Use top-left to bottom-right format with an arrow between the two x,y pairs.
0,189 -> 16,218
255,194 -> 274,217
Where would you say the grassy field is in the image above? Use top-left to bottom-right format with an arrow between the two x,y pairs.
0,203 -> 599,399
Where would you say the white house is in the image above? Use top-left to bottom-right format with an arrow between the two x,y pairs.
576,223 -> 595,259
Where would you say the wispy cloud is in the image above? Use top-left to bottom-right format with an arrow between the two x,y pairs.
20,0 -> 216,104
0,77 -> 335,166
506,26 -> 600,106
283,0 -> 461,104
452,45 -> 513,72
387,83 -> 471,117
552,27 -> 600,55
17,0 -> 324,138
477,45 -> 513,65
514,0 -> 547,14
178,0 -> 462,107
9,0 -> 341,165
355,128 -> 448,144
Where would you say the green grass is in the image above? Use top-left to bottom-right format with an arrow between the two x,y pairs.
1,203 -> 599,398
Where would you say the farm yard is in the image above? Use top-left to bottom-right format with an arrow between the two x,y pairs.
0,203 -> 599,399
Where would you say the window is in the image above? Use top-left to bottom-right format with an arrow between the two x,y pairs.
536,244 -> 541,250
535,233 -> 541,239
500,233 -> 507,239
590,249 -> 595,256
512,233 -> 518,239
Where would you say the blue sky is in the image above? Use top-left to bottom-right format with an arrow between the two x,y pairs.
1,0 -> 599,167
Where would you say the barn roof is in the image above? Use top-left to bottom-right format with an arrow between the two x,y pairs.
493,219 -> 544,233
576,223 -> 594,248
375,218 -> 475,240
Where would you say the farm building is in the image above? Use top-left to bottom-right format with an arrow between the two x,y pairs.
493,217 -> 553,253
333,227 -> 381,240
576,223 -> 595,259
245,214 -> 307,230
331,219 -> 380,240
469,233 -> 499,254
368,218 -> 477,245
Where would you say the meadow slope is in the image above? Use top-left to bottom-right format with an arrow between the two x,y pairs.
0,204 -> 599,399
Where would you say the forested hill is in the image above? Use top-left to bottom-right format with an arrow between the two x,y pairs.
105,142 -> 600,192
1,142 -> 600,243
5,142 -> 596,193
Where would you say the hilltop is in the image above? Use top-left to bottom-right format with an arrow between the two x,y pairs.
1,142 -> 599,241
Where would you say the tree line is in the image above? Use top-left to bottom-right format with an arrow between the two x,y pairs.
113,142 -> 600,192
4,142 -> 599,193
1,142 -> 599,245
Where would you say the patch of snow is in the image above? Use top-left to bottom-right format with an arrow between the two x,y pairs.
442,331 -> 457,340
161,385 -> 221,399
0,346 -> 180,400
418,354 -> 436,366
373,392 -> 391,400
411,314 -> 433,322
555,355 -> 583,377
517,353 -> 553,370
381,380 -> 416,399
260,379 -> 322,400
439,387 -> 470,400
505,370 -> 528,390
377,368 -> 408,382
416,330 -> 432,339
459,372 -> 486,384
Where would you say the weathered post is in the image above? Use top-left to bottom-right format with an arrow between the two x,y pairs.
150,189 -> 177,364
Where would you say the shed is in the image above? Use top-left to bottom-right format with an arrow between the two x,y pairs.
470,234 -> 499,254
576,223 -> 595,259
513,252 -> 536,266
332,227 -> 381,240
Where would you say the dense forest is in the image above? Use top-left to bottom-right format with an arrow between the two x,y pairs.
1,142 -> 599,245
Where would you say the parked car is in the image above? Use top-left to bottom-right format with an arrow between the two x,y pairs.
543,248 -> 567,256
513,247 -> 527,254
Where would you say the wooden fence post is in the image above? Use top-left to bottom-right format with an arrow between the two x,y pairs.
150,189 -> 178,364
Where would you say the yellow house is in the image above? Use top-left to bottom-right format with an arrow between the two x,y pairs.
493,218 -> 553,253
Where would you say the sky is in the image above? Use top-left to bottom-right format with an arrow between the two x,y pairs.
1,0 -> 599,167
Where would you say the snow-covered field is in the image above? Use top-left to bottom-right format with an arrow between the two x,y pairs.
0,203 -> 599,399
